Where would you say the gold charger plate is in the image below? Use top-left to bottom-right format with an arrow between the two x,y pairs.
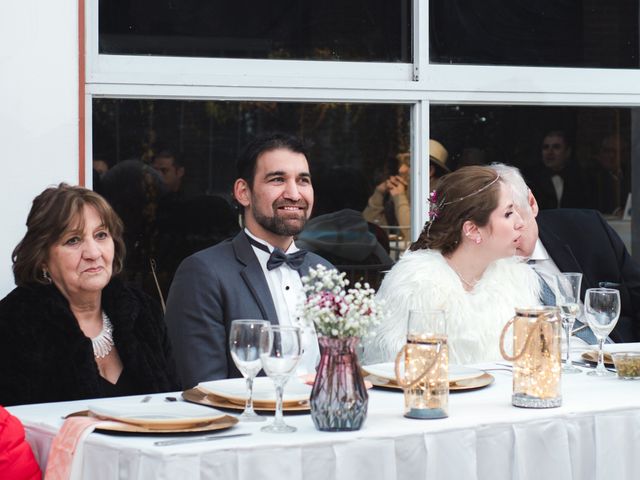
66,410 -> 238,434
183,387 -> 310,413
364,372 -> 494,392
581,350 -> 614,367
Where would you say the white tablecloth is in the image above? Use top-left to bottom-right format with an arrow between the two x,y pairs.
8,346 -> 640,480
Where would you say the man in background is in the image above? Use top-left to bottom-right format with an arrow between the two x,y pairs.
152,150 -> 185,195
524,130 -> 588,210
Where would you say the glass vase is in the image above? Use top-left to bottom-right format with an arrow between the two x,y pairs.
309,336 -> 368,431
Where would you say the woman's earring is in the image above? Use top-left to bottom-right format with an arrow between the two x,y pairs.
42,268 -> 52,284
475,237 -> 481,245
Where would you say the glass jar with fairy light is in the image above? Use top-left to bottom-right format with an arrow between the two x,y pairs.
500,306 -> 562,408
395,309 -> 449,419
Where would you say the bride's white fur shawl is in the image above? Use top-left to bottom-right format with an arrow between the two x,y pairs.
364,249 -> 541,365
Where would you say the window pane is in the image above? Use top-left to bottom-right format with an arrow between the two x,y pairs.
99,1 -> 411,62
93,99 -> 410,295
430,2 -> 639,68
431,104 -> 633,248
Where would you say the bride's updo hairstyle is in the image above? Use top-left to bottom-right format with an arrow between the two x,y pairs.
410,165 -> 503,256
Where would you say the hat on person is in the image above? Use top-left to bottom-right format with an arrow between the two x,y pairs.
429,139 -> 450,174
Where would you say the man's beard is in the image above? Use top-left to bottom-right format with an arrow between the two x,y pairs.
251,201 -> 309,237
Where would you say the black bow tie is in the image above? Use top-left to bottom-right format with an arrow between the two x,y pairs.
266,248 -> 308,271
246,233 -> 308,271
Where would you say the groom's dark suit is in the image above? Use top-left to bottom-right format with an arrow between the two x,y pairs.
165,232 -> 332,387
538,209 -> 640,343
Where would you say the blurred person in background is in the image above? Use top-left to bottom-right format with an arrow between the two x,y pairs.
363,139 -> 449,240
524,130 -> 588,210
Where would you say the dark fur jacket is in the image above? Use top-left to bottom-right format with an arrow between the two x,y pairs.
0,278 -> 180,406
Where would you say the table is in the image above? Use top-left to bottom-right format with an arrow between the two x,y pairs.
9,351 -> 640,480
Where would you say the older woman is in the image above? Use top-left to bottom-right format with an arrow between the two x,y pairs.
0,184 -> 179,406
364,166 -> 542,365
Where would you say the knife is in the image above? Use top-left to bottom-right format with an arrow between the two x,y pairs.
154,432 -> 252,447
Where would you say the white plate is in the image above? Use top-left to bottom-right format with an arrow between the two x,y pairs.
362,363 -> 485,383
199,377 -> 311,405
603,344 -> 640,354
87,402 -> 226,429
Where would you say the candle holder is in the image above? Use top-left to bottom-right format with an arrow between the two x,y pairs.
500,306 -> 562,408
395,310 -> 448,419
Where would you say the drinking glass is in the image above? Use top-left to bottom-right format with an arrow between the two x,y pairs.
229,319 -> 270,421
555,273 -> 583,374
259,325 -> 302,433
584,288 -> 620,377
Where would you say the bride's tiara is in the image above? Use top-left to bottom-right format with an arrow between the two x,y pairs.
426,174 -> 501,234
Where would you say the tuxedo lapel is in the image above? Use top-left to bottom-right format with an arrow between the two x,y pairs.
299,253 -> 332,278
538,218 -> 594,297
232,233 -> 279,325
299,256 -> 317,278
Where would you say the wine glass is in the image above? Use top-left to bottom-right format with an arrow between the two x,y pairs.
259,325 -> 302,433
229,319 -> 270,422
584,288 -> 620,377
555,273 -> 583,374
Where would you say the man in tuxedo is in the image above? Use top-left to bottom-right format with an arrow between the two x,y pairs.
493,163 -> 640,344
524,130 -> 588,210
165,133 -> 332,387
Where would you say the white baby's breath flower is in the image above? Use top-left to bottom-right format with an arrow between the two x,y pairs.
298,265 -> 384,339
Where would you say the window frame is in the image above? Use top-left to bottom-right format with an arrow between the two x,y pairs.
86,0 -> 640,243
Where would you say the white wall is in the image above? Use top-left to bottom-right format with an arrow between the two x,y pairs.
0,3 -> 79,296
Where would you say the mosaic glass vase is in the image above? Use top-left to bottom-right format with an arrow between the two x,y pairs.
310,336 -> 368,431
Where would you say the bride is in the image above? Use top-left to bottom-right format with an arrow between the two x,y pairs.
364,165 -> 541,365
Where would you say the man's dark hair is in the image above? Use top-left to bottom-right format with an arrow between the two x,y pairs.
542,130 -> 571,147
236,133 -> 309,188
153,149 -> 183,168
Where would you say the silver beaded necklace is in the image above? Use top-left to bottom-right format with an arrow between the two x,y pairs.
92,312 -> 114,358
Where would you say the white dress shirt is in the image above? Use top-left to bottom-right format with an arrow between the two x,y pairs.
551,174 -> 564,206
244,229 -> 319,374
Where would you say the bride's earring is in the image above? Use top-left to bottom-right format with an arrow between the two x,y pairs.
475,236 -> 482,244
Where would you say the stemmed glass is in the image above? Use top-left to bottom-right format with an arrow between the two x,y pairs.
584,288 -> 620,377
229,319 -> 270,422
259,325 -> 302,433
555,273 -> 583,374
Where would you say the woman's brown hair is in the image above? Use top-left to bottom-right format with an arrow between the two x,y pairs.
12,183 -> 126,287
410,166 -> 503,256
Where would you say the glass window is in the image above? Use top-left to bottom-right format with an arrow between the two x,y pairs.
93,99 -> 410,295
99,0 -> 412,62
431,104 -> 633,247
430,2 -> 639,68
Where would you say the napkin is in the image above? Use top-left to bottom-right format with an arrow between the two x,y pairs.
44,416 -> 104,480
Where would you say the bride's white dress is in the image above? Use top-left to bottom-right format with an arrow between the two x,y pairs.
363,249 -> 542,365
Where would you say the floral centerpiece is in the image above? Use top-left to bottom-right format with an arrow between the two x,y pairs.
300,265 -> 384,431
300,265 -> 383,339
